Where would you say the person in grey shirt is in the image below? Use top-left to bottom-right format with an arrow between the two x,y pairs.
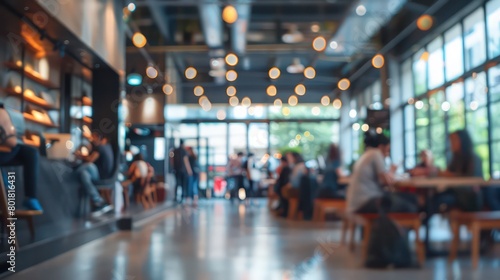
346,132 -> 417,213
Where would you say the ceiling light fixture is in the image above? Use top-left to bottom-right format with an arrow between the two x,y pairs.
242,97 -> 251,107
311,24 -> 320,33
146,66 -> 158,78
356,5 -> 367,16
338,78 -> 351,91
274,98 -> 282,108
185,67 -> 197,79
332,98 -> 342,109
194,86 -> 204,96
222,5 -> 238,24
372,54 -> 385,69
288,95 -> 298,106
417,14 -> 433,31
127,73 -> 142,86
225,53 -> 238,66
132,32 -> 147,48
312,36 -> 326,52
229,96 -> 239,106
226,70 -> 238,82
267,85 -> 277,96
295,84 -> 306,96
162,84 -> 173,95
127,3 -> 136,12
304,67 -> 316,79
226,86 -> 237,97
329,41 -> 339,50
321,95 -> 330,106
269,67 -> 281,79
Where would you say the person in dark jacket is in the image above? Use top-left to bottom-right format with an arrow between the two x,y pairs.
316,144 -> 344,199
274,157 -> 292,216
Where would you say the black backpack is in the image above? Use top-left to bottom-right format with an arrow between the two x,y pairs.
364,205 -> 414,268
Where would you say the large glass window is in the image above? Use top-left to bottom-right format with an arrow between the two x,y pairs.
228,123 -> 247,155
402,59 -> 414,104
465,72 -> 489,177
248,123 -> 269,158
446,82 -> 465,131
404,105 -> 416,169
464,8 -> 487,71
429,91 -> 447,168
199,123 -> 227,166
428,37 -> 445,89
415,99 -> 429,153
413,49 -> 428,95
489,64 -> 500,103
444,24 -> 464,81
487,0 -> 500,59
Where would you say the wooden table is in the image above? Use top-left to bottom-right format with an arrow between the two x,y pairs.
394,177 -> 500,256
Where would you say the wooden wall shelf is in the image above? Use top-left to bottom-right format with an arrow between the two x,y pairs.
23,113 -> 59,128
4,62 -> 59,89
3,88 -> 58,110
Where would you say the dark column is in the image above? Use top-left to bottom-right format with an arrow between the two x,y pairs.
91,66 -> 120,152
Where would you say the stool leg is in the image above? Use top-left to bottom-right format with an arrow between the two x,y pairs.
341,219 -> 348,244
26,216 -> 35,240
348,222 -> 356,252
414,222 -> 425,266
471,222 -> 481,269
449,220 -> 460,263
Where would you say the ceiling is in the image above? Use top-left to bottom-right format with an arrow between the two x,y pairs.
125,0 -> 460,104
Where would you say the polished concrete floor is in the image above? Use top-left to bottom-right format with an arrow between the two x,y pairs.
12,200 -> 500,280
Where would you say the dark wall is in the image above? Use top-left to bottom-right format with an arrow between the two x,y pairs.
92,66 -> 120,152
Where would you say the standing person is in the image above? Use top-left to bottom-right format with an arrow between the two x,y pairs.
172,140 -> 193,204
433,130 -> 483,212
346,131 -> 417,213
226,152 -> 245,199
243,153 -> 261,197
274,156 -> 292,216
186,146 -> 199,206
75,131 -> 114,216
316,144 -> 344,199
0,105 -> 43,211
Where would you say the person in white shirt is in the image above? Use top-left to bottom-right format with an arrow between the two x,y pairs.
346,131 -> 417,213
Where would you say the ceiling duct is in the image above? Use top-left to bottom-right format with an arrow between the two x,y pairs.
326,0 -> 408,56
231,1 -> 252,55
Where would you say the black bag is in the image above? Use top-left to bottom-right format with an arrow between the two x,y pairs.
365,210 -> 414,268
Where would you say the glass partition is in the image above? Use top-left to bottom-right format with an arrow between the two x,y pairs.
464,8 -> 486,71
444,24 -> 464,81
487,0 -> 500,59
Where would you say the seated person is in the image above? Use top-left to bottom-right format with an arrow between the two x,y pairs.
316,144 -> 344,199
0,105 -> 43,211
274,157 -> 291,216
346,131 -> 417,214
409,150 -> 439,177
127,153 -> 149,198
74,131 -> 114,215
433,130 -> 483,212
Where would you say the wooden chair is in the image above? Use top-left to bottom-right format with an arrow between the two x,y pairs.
312,199 -> 346,222
287,198 -> 300,220
449,211 -> 500,269
0,168 -> 42,246
340,211 -> 425,265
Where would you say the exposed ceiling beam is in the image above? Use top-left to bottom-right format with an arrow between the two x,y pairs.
144,0 -> 170,41
231,1 -> 251,55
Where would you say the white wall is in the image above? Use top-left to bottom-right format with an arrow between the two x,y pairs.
37,0 -> 125,73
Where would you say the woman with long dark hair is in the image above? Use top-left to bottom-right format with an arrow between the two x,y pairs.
434,130 -> 483,212
316,144 -> 344,199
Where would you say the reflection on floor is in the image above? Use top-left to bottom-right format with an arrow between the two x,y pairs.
12,200 -> 500,280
